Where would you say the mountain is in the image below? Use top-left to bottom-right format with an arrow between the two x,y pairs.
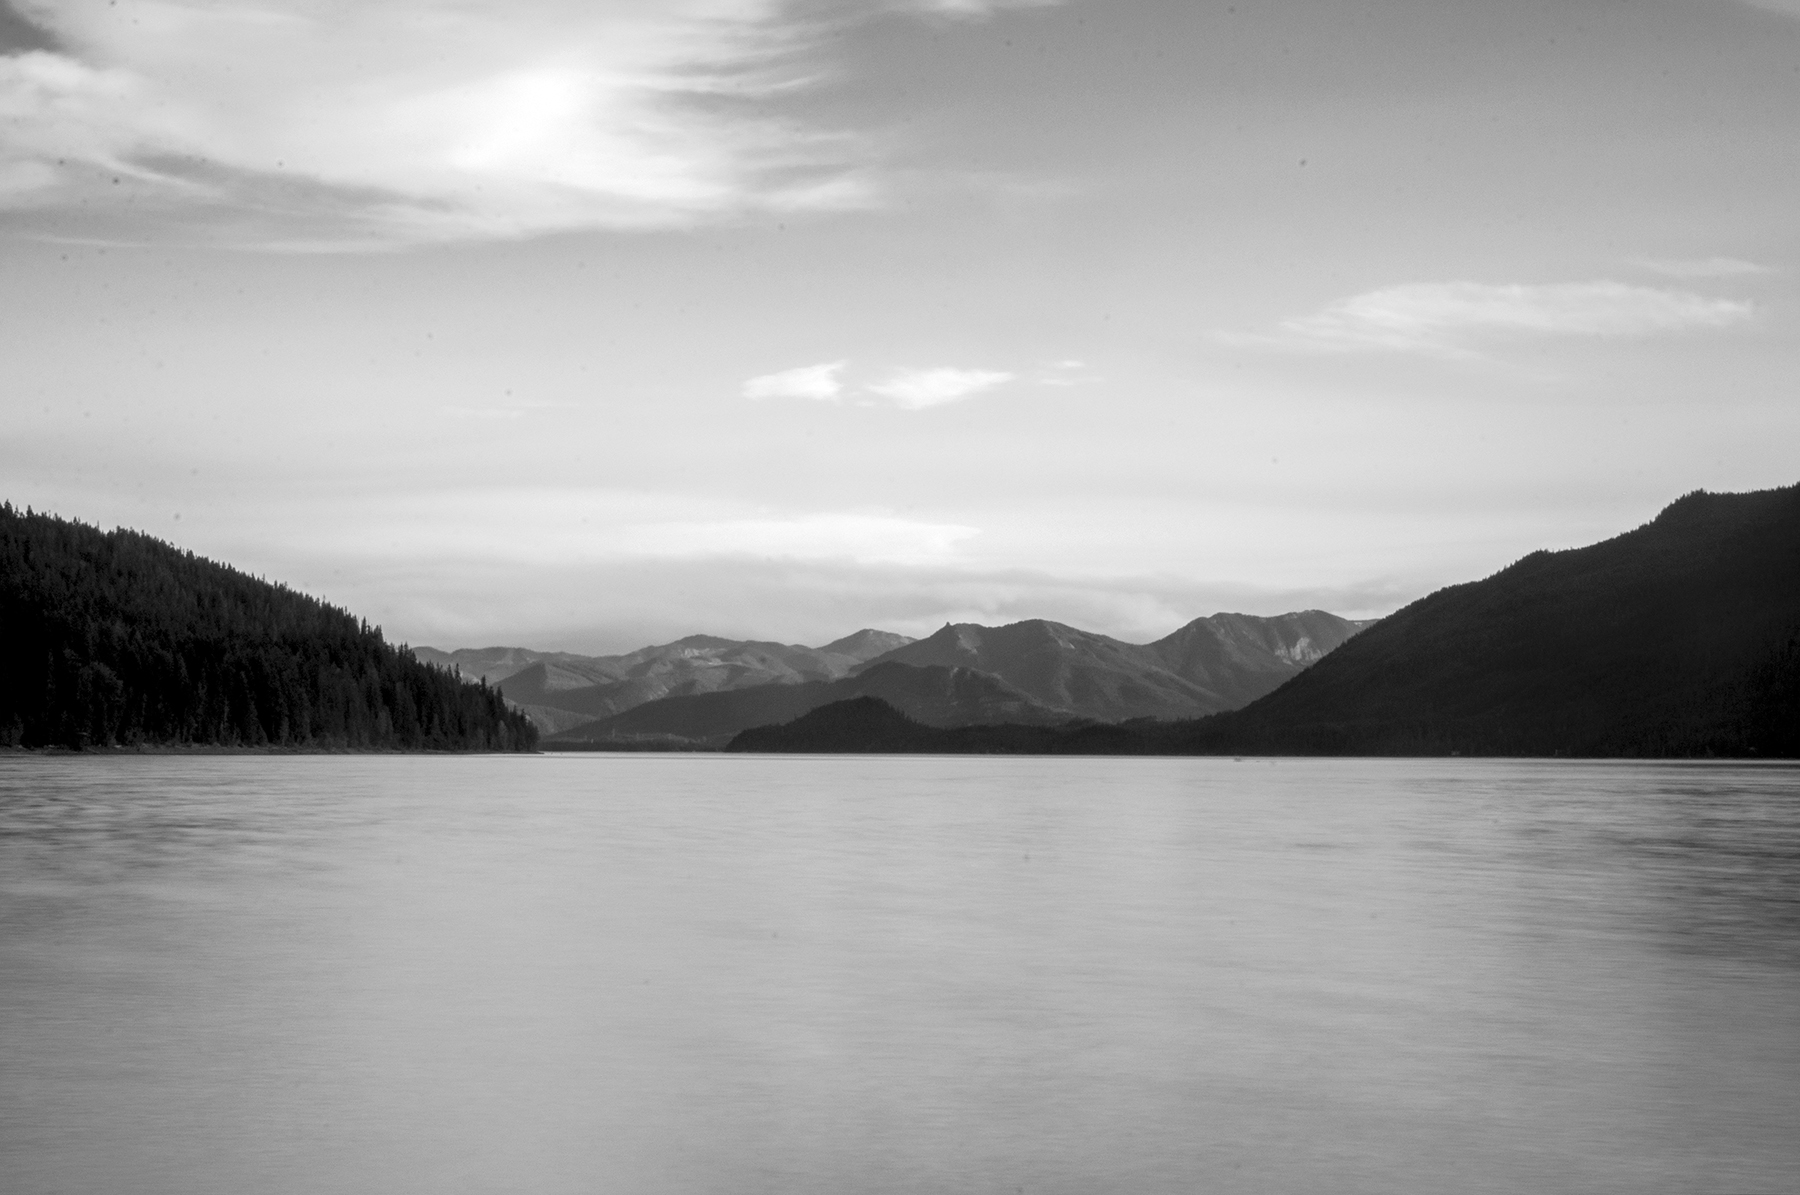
729,696 -> 984,754
410,645 -> 583,686
726,696 -> 1088,754
1184,485 -> 1800,756
0,504 -> 536,752
1147,611 -> 1377,708
547,661 -> 1068,749
727,694 -> 1191,753
735,484 -> 1800,758
428,612 -> 1360,735
817,628 -> 915,660
418,630 -> 916,733
854,611 -> 1365,722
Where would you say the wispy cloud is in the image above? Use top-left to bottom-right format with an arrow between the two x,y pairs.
906,0 -> 1064,15
627,512 -> 980,566
1237,280 -> 1755,356
1630,256 -> 1772,279
0,0 -> 883,247
306,487 -> 981,568
743,360 -> 846,401
743,361 -> 1023,408
1037,358 -> 1096,386
867,367 -> 1014,408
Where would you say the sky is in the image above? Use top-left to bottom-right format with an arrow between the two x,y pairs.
2,0 -> 1797,653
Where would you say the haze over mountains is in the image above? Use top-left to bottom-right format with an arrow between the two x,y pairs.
551,661 -> 1068,750
440,610 -> 1369,747
7,483 -> 1793,757
415,630 -> 913,735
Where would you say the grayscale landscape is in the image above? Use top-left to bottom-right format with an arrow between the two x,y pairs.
2,1 -> 1796,1192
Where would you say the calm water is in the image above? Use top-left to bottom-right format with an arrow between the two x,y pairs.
2,755 -> 1797,1195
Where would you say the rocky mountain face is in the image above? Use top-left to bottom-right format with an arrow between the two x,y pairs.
1147,611 -> 1371,706
855,611 -> 1367,722
416,631 -> 917,734
546,661 -> 1068,749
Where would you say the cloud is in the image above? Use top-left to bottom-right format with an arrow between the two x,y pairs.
906,0 -> 1063,14
744,361 -> 1026,407
0,0 -> 882,247
301,487 -> 980,568
1630,256 -> 1772,279
743,360 -> 846,401
625,512 -> 979,566
1037,358 -> 1096,386
867,367 -> 1014,408
1247,280 -> 1755,356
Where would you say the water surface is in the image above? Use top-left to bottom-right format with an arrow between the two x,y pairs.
2,755 -> 1796,1194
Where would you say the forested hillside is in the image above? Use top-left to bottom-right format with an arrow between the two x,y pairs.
1185,484 -> 1800,756
0,504 -> 536,751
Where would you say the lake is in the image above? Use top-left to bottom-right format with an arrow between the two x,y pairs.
2,755 -> 1796,1194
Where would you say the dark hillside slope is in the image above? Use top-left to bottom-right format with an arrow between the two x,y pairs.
727,697 -> 1074,755
1194,486 -> 1800,756
0,504 -> 536,751
729,697 -> 940,754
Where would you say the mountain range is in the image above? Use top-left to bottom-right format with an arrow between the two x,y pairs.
547,661 -> 1069,749
731,485 -> 1800,758
452,610 -> 1369,744
859,610 -> 1369,721
11,482 -> 1790,758
415,629 -> 912,735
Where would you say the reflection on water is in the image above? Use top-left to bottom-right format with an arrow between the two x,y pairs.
2,755 -> 1796,1195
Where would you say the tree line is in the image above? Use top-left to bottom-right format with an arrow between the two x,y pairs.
0,504 -> 536,751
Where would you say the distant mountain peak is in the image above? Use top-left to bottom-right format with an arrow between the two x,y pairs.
816,628 -> 916,661
667,634 -> 742,650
